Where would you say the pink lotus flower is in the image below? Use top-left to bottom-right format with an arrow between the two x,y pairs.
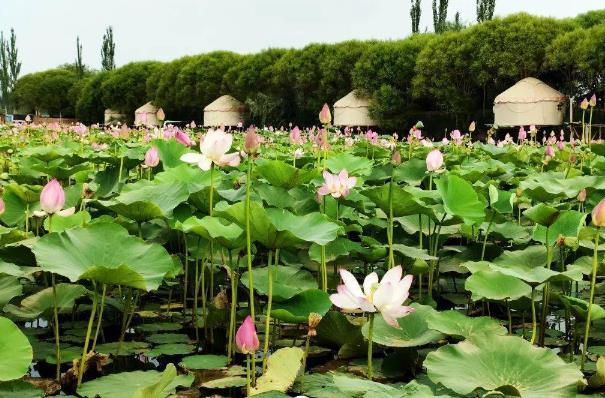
289,126 -> 303,145
426,149 -> 444,172
235,315 -> 259,354
175,130 -> 193,147
35,179 -> 75,217
365,130 -> 378,144
581,98 -> 589,110
319,103 -> 332,125
589,94 -> 597,107
244,127 -> 262,154
0,198 -> 5,215
330,266 -> 414,328
545,145 -> 555,158
317,169 -> 357,198
180,129 -> 240,170
518,126 -> 527,141
469,121 -> 476,132
592,198 -> 605,227
578,189 -> 587,202
144,146 -> 160,168
156,108 -> 166,121
450,129 -> 462,144
557,140 -> 565,150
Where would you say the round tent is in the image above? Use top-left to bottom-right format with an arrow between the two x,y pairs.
203,95 -> 244,127
104,109 -> 125,125
333,90 -> 376,127
134,102 -> 159,127
493,77 -> 565,127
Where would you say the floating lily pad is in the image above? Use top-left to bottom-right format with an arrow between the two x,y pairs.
179,354 -> 228,370
251,347 -> 304,395
146,343 -> 196,357
146,333 -> 192,345
465,270 -> 531,301
426,310 -> 507,339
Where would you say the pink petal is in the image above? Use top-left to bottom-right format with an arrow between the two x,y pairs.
381,266 -> 403,285
339,269 -> 364,298
362,272 -> 379,297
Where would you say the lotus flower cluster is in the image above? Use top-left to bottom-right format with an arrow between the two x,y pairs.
317,169 -> 357,198
330,266 -> 414,328
181,129 -> 240,170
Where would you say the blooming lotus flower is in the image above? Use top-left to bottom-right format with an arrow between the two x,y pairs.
35,179 -> 75,217
365,130 -> 378,144
518,126 -> 527,141
175,130 -> 193,147
319,103 -> 331,125
330,266 -> 414,328
144,146 -> 160,168
426,149 -> 444,172
181,129 -> 240,170
290,126 -> 303,145
450,129 -> 462,144
235,315 -> 259,354
545,145 -> 555,158
318,169 -> 356,198
581,98 -> 589,110
592,198 -> 605,227
589,94 -> 597,107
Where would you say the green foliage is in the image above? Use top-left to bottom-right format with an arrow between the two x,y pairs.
101,26 -> 115,71
476,0 -> 496,23
14,67 -> 79,116
76,71 -> 110,123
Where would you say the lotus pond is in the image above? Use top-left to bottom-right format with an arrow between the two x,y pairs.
1,120 -> 605,397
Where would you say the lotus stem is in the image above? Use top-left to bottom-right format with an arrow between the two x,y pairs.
227,251 -> 238,363
246,354 -> 251,396
530,287 -> 537,345
77,281 -> 98,388
182,232 -> 189,314
582,228 -> 600,370
193,251 -> 200,342
301,333 -> 311,383
320,195 -> 327,291
539,227 -> 552,346
387,167 -> 395,269
506,299 -> 512,335
367,313 -> 375,380
480,214 -> 494,261
245,157 -> 257,378
92,284 -> 107,351
51,273 -> 61,382
262,250 -> 274,373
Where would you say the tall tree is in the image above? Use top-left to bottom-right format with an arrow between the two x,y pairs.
476,0 -> 496,23
75,36 -> 84,78
0,28 -> 21,112
432,0 -> 448,33
101,26 -> 115,71
410,0 -> 421,34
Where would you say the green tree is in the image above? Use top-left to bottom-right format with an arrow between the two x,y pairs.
410,0 -> 422,34
14,67 -> 79,116
75,36 -> 84,78
574,9 -> 605,29
432,0 -> 448,33
101,26 -> 115,71
476,0 -> 496,23
76,71 -> 110,124
0,28 -> 21,112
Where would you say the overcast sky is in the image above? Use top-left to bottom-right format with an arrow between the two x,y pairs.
2,0 -> 604,75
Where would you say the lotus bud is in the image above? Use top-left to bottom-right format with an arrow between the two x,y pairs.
0,198 -> 5,215
319,103 -> 331,125
190,120 -> 197,129
415,121 -> 424,129
557,140 -> 565,150
40,179 -> 66,214
426,149 -> 444,172
156,108 -> 166,122
144,146 -> 160,168
469,121 -> 476,132
518,126 -> 527,141
545,145 -> 555,158
391,150 -> 401,166
591,198 -> 605,227
244,127 -> 261,155
307,312 -> 322,337
581,98 -> 589,110
235,316 -> 259,354
175,131 -> 193,147
589,94 -> 597,107
578,189 -> 587,202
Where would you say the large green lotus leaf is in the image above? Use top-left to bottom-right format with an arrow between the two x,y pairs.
130,363 -> 179,398
426,310 -> 507,339
4,283 -> 87,319
179,354 -> 228,370
465,270 -> 531,301
78,365 -> 193,398
0,275 -> 22,307
533,210 -> 587,246
425,335 -> 583,397
181,216 -> 244,249
32,223 -> 177,291
154,138 -> 189,168
214,201 -> 277,248
325,153 -> 373,177
519,172 -> 601,201
24,156 -> 91,179
255,159 -> 316,188
0,316 -> 33,381
250,347 -> 304,395
491,246 -> 582,284
392,244 -> 438,261
43,211 -> 91,233
316,311 -> 363,348
99,180 -> 189,222
363,185 -> 430,217
266,208 -> 340,247
0,380 -> 44,398
523,203 -> 560,227
558,295 -> 605,321
271,289 -> 332,323
488,186 -> 513,214
435,174 -> 485,225
308,238 -> 364,263
154,164 -> 213,193
489,221 -> 530,242
394,158 -> 427,186
241,265 -> 317,301
362,303 -> 443,348
0,183 -> 40,226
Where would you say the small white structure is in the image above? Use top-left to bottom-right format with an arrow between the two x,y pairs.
104,109 -> 125,125
493,77 -> 566,127
333,90 -> 376,127
203,95 -> 244,127
134,102 -> 159,127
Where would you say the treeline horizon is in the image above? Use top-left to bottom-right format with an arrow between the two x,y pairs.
11,10 -> 605,130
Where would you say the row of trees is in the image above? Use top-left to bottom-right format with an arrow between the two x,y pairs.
12,11 -> 605,129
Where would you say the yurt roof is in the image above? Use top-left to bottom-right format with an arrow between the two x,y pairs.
494,77 -> 565,104
135,102 -> 157,114
334,90 -> 371,108
204,95 -> 244,112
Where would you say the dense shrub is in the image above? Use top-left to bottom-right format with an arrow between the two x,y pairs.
14,67 -> 80,117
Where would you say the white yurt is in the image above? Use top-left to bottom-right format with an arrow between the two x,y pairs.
203,95 -> 245,127
333,90 -> 376,127
493,77 -> 566,127
134,102 -> 159,127
104,109 -> 125,125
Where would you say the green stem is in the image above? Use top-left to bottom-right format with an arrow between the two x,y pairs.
582,228 -> 600,370
92,284 -> 107,351
506,299 -> 512,335
245,158 -> 257,378
183,233 -> 189,314
246,354 -> 251,395
51,273 -> 61,382
530,287 -> 537,345
367,313 -> 375,380
480,214 -> 494,261
77,281 -> 98,388
387,167 -> 395,269
262,250 -> 274,372
301,333 -> 311,383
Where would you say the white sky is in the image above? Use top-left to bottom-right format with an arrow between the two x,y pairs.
2,0 -> 604,74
